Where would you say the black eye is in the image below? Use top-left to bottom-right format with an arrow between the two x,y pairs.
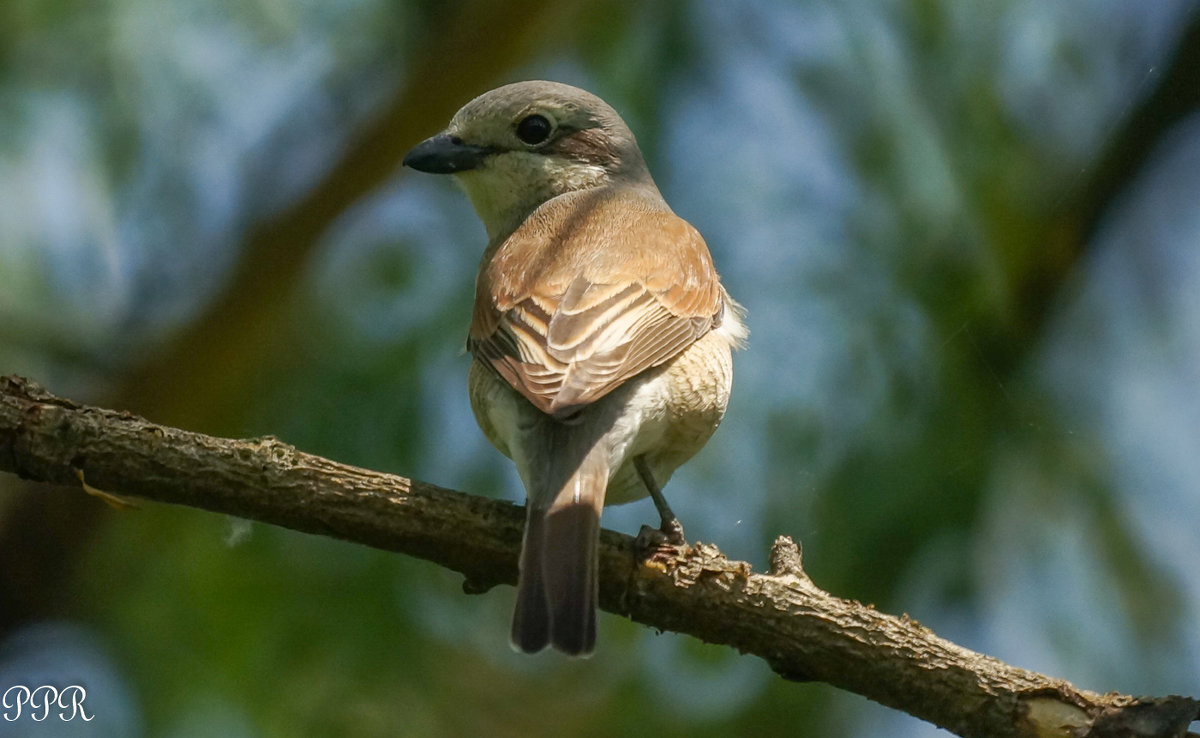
515,114 -> 552,145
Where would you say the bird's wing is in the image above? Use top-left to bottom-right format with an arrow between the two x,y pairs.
468,188 -> 724,418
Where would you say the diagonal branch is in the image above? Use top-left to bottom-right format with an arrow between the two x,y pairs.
1,374 -> 1196,738
0,0 -> 595,636
116,0 -> 588,429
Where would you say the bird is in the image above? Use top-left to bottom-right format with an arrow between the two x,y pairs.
402,80 -> 745,656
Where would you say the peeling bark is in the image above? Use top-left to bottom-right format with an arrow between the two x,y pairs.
1,375 -> 1197,738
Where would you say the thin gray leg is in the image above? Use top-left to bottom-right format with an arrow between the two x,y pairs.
634,456 -> 685,545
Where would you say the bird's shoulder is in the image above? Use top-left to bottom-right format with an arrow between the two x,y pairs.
467,186 -> 727,417
476,186 -> 720,322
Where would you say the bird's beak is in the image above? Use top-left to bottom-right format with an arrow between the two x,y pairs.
402,132 -> 491,174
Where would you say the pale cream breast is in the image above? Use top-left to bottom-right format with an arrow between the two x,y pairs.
470,306 -> 740,506
605,327 -> 735,504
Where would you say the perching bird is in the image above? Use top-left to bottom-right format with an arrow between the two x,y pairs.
403,80 -> 745,656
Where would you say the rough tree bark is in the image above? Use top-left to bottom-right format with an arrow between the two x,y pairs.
2,375 -> 1196,738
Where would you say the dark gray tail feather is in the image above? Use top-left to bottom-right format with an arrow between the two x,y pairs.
511,503 -> 552,653
511,427 -> 607,656
544,503 -> 600,654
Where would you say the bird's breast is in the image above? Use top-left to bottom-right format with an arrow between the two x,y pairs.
467,316 -> 737,506
603,328 -> 735,504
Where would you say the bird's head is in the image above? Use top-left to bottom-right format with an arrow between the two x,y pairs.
403,80 -> 656,240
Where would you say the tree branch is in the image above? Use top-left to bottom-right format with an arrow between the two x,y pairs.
0,0 -> 592,637
1,374 -> 1196,738
115,0 -> 590,429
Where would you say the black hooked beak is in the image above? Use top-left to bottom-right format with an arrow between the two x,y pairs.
402,133 -> 492,174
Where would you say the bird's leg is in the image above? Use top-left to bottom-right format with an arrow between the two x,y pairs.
634,456 -> 686,549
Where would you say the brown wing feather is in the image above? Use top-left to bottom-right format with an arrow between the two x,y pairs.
468,187 -> 723,417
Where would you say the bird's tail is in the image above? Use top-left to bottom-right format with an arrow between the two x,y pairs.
511,422 -> 608,656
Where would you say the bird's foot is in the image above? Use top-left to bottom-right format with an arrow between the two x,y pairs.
636,519 -> 686,563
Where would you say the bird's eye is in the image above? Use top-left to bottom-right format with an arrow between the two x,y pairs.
515,114 -> 553,145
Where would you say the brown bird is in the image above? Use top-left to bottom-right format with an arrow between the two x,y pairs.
403,81 -> 745,655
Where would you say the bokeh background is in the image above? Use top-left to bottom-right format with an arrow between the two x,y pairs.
3,1 -> 1200,735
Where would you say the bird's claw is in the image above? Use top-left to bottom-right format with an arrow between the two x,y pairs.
636,520 -> 686,563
